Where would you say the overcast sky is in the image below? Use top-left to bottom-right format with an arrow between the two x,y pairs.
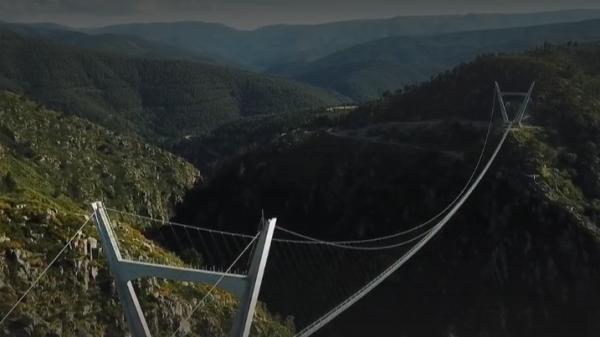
1,0 -> 600,29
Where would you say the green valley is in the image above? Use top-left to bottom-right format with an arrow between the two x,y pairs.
0,30 -> 343,145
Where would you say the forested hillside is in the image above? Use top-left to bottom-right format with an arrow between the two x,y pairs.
0,30 -> 343,144
93,10 -> 600,71
172,108 -> 346,170
273,19 -> 600,100
0,22 -> 223,65
0,91 -> 292,336
173,44 -> 600,337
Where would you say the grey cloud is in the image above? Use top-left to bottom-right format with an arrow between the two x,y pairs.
0,0 -> 140,16
1,0 -> 600,28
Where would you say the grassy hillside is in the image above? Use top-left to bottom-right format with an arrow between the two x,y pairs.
173,45 -> 600,337
0,30 -> 343,145
92,10 -> 600,71
0,91 -> 200,218
0,91 -> 293,336
274,19 -> 600,101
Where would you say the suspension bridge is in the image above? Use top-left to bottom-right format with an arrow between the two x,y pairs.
0,82 -> 535,337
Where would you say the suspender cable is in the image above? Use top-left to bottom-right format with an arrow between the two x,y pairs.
277,91 -> 498,247
296,122 -> 512,337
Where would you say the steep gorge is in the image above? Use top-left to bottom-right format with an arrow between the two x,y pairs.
173,45 -> 600,337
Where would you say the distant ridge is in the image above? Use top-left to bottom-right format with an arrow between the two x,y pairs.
91,9 -> 600,70
271,18 -> 600,100
0,22 -> 227,65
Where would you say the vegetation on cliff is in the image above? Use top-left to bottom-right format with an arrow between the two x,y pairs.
0,92 -> 293,337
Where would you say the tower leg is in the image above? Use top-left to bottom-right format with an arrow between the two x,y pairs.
92,202 -> 152,337
92,201 -> 277,337
229,218 -> 277,337
515,82 -> 535,127
117,280 -> 153,337
495,81 -> 510,123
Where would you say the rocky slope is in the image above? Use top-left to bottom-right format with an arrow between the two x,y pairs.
0,92 -> 293,337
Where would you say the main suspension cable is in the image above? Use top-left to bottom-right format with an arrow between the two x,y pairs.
277,92 -> 498,247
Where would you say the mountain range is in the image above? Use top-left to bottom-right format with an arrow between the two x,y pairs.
92,10 -> 600,71
4,10 -> 600,102
271,18 -> 600,100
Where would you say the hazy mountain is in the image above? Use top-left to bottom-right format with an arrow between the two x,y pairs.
91,10 -> 600,71
0,29 -> 343,145
173,44 -> 600,337
272,18 -> 600,101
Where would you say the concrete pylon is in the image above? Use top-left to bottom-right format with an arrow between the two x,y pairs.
494,81 -> 535,127
92,201 -> 276,337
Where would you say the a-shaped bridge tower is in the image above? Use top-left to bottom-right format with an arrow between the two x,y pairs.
91,201 -> 276,337
495,81 -> 535,127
